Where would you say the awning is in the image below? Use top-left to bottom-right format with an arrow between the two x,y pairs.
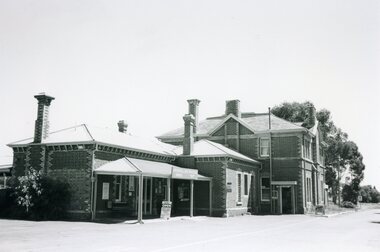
95,157 -> 211,181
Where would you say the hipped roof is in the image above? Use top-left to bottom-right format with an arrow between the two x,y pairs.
174,139 -> 259,164
158,113 -> 306,138
8,124 -> 177,156
95,157 -> 210,180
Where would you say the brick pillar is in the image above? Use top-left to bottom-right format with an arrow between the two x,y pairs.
187,99 -> 200,134
225,100 -> 241,118
34,93 -> 55,143
183,114 -> 195,155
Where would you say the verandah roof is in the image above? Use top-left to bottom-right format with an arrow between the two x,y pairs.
95,157 -> 210,181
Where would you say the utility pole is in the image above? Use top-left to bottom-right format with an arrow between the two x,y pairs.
268,107 -> 273,213
337,155 -> 341,207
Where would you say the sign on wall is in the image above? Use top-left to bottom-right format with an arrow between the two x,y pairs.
102,182 -> 110,200
128,176 -> 135,191
226,182 -> 232,193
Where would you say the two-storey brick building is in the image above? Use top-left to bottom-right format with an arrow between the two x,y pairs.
158,99 -> 327,214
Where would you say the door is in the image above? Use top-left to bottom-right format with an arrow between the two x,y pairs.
143,177 -> 153,215
281,187 -> 292,214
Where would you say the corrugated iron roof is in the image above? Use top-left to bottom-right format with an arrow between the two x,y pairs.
158,113 -> 306,138
8,124 -> 177,156
174,139 -> 259,164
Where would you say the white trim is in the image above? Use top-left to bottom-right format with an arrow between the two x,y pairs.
271,181 -> 297,185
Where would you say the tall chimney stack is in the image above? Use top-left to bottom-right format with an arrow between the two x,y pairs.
307,104 -> 316,128
34,93 -> 55,143
225,100 -> 241,117
183,114 -> 195,155
187,99 -> 200,133
118,120 -> 128,133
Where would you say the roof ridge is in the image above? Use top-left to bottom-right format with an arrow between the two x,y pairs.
202,139 -> 229,155
124,157 -> 142,173
83,124 -> 95,141
8,124 -> 87,145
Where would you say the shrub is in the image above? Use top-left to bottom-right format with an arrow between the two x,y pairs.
1,168 -> 71,220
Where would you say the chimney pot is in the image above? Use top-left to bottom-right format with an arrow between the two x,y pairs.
118,120 -> 128,133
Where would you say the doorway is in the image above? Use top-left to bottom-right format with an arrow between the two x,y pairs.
281,187 -> 292,214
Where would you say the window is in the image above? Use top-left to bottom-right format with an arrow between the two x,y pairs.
115,176 -> 122,202
260,138 -> 270,157
261,177 -> 270,201
244,174 -> 248,195
306,177 -> 312,203
237,174 -> 242,203
304,140 -> 311,159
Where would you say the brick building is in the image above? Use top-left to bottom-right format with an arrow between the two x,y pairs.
158,99 -> 327,214
8,94 -> 261,220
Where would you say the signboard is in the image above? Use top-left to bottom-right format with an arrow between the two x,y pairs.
226,182 -> 232,193
172,167 -> 198,180
160,201 -> 172,220
128,176 -> 135,192
102,182 -> 110,200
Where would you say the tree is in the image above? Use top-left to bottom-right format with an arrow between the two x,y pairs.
359,185 -> 380,203
272,101 -> 365,204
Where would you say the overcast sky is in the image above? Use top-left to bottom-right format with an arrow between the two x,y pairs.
0,0 -> 379,188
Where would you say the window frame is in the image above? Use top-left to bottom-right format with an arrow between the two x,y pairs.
261,176 -> 270,202
115,175 -> 122,202
244,174 -> 248,196
259,137 -> 270,157
237,173 -> 242,204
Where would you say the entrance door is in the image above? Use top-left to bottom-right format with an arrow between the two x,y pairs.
281,187 -> 292,214
143,177 -> 153,215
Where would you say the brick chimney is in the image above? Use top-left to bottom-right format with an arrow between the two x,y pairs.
33,93 -> 55,143
183,114 -> 195,155
187,99 -> 200,133
118,120 -> 128,133
225,100 -> 241,117
307,104 -> 316,128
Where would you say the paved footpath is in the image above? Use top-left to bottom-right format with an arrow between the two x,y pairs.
0,209 -> 379,252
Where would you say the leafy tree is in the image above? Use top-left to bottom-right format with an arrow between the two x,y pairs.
272,101 -> 365,204
359,185 -> 380,203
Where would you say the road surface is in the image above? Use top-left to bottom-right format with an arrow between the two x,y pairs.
0,209 -> 379,252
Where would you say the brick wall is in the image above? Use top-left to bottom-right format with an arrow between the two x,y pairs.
196,161 -> 226,217
47,149 -> 93,218
225,161 -> 257,217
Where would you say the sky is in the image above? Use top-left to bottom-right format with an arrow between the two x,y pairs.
0,0 -> 379,188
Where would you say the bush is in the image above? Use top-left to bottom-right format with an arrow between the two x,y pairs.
0,169 -> 71,220
342,184 -> 358,204
31,177 -> 71,220
359,185 -> 380,203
